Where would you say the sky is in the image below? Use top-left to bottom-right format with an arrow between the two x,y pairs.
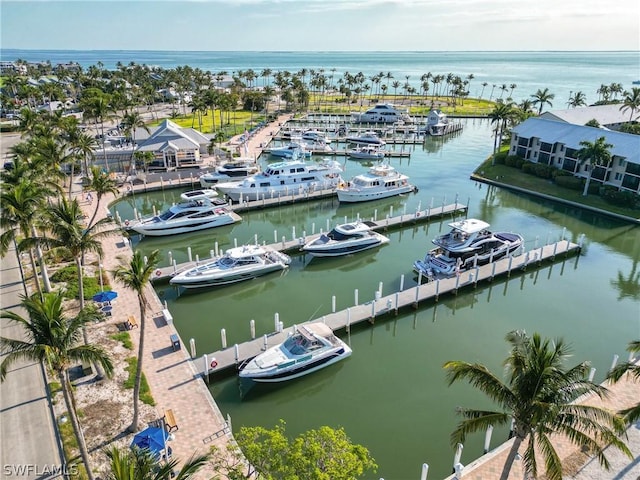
1,0 -> 639,52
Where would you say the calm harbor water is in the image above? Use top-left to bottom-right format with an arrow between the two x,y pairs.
111,119 -> 640,479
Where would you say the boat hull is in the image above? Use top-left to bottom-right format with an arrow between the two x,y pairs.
240,348 -> 351,383
303,238 -> 386,257
129,215 -> 237,236
219,179 -> 341,202
337,184 -> 415,203
170,263 -> 287,288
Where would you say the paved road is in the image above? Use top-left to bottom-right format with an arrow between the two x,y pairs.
0,244 -> 65,479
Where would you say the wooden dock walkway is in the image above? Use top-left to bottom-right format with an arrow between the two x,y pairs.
150,201 -> 468,282
192,239 -> 581,378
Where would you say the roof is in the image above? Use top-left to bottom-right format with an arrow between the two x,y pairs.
512,118 -> 640,165
540,104 -> 634,126
137,119 -> 209,151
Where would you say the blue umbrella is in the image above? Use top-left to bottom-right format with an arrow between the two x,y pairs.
130,427 -> 166,458
92,290 -> 118,303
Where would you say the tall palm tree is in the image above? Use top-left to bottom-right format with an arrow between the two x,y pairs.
607,340 -> 640,423
85,166 -> 120,229
488,101 -> 514,165
568,91 -> 587,108
121,111 -> 150,173
1,292 -> 114,480
104,446 -> 209,480
531,88 -> 555,114
111,249 -> 161,432
620,87 -> 640,121
576,136 -> 613,196
0,179 -> 53,295
444,330 -> 630,480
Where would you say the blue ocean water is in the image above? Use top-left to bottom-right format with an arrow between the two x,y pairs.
2,49 -> 639,106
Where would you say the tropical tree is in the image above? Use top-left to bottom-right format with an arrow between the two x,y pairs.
104,445 -> 209,480
576,136 -> 613,196
607,340 -> 640,423
234,420 -> 377,479
111,249 -> 161,432
0,180 -> 52,296
531,88 -> 555,114
620,87 -> 640,121
488,101 -> 515,165
568,91 -> 587,108
85,166 -> 120,228
121,111 -> 150,173
0,292 -> 114,480
443,330 -> 630,480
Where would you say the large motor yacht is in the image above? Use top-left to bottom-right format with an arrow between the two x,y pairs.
301,221 -> 390,257
413,218 -> 524,279
169,245 -> 291,288
199,159 -> 259,187
216,159 -> 344,202
351,104 -> 411,123
336,163 -> 416,203
125,191 -> 239,237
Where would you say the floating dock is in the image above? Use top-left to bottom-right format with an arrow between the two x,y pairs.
150,201 -> 468,282
190,238 -> 581,378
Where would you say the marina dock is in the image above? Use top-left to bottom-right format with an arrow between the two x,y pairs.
149,200 -> 468,282
192,238 -> 581,377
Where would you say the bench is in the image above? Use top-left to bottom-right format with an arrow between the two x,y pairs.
126,315 -> 139,330
164,409 -> 178,432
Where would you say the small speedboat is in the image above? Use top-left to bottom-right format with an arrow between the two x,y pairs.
345,131 -> 386,146
301,221 -> 389,257
199,159 -> 259,187
413,218 -> 524,279
267,142 -> 311,159
125,192 -> 239,237
346,145 -> 386,160
238,322 -> 352,382
169,245 -> 291,288
336,163 -> 416,203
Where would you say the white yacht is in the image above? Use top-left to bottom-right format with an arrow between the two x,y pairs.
179,189 -> 218,201
300,130 -> 332,144
413,218 -> 524,279
238,322 -> 352,382
346,145 -> 386,160
351,104 -> 411,123
301,221 -> 389,257
199,159 -> 259,187
216,159 -> 344,202
420,109 -> 463,136
125,193 -> 239,237
336,163 -> 416,203
169,245 -> 291,288
345,131 -> 386,146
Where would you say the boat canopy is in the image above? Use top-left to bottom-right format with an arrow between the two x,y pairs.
448,219 -> 490,234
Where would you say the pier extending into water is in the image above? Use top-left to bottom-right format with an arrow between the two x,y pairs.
149,199 -> 468,282
190,235 -> 582,378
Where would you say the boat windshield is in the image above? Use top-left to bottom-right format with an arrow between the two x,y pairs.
284,334 -> 309,356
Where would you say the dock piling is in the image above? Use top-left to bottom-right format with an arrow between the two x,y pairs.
354,289 -> 359,306
484,425 -> 493,453
189,338 -> 196,358
250,320 -> 255,339
332,295 -> 336,313
187,247 -> 192,262
221,329 -> 227,349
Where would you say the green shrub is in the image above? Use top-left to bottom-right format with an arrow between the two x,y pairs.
51,265 -> 103,300
110,331 -> 133,350
504,155 -> 522,168
124,357 -> 155,406
532,163 -> 554,179
493,151 -> 508,165
555,175 -> 583,190
600,187 -> 640,208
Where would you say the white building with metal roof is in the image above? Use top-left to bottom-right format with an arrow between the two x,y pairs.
539,104 -> 633,130
509,117 -> 640,194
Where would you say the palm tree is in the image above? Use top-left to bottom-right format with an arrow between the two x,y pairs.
85,166 -> 120,229
568,91 -> 587,108
444,330 -> 630,480
620,87 -> 640,121
1,292 -> 114,480
576,136 -> 613,196
531,88 -> 555,114
488,101 -> 514,165
105,445 -> 209,480
112,249 -> 161,432
607,340 -> 640,423
0,179 -> 53,295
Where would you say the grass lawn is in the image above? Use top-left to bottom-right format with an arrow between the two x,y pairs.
475,158 -> 640,220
